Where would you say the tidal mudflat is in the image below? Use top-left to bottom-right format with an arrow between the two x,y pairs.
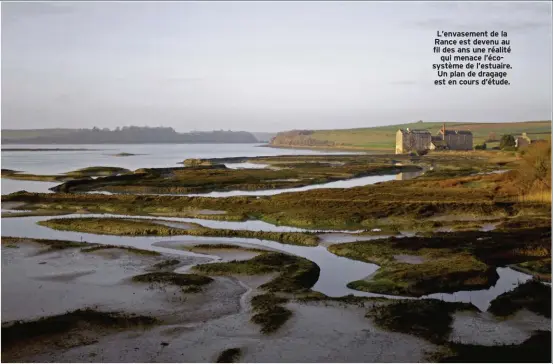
2,146 -> 551,362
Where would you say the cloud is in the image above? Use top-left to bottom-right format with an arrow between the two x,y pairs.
414,18 -> 550,32
158,77 -> 205,84
390,80 -> 418,86
414,2 -> 551,32
1,2 -> 76,26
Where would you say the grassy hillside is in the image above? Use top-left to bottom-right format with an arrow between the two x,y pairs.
270,121 -> 551,151
1,129 -> 77,140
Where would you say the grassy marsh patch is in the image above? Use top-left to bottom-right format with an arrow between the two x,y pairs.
1,236 -> 89,251
3,150 -> 549,230
366,299 -> 477,344
251,304 -> 292,334
81,244 -> 161,256
216,348 -> 242,363
194,252 -> 320,293
47,161 -> 417,194
131,272 -> 213,289
39,217 -> 320,246
347,254 -> 495,297
1,308 -> 157,350
488,280 -> 551,318
152,259 -> 181,269
329,228 -> 550,296
39,218 -> 190,236
64,166 -> 131,177
511,258 -> 551,281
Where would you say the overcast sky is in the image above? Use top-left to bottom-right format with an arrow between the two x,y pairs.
1,1 -> 552,132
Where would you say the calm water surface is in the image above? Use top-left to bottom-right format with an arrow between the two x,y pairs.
0,214 -> 533,311
1,143 -> 361,175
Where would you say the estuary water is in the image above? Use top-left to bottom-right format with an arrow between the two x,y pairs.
1,143 -> 361,175
0,143 -> 380,196
0,214 -> 534,311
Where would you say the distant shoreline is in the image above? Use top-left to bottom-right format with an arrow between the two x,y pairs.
1,148 -> 103,152
262,143 -> 390,153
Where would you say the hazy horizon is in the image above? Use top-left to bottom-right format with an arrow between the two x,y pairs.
2,1 -> 552,133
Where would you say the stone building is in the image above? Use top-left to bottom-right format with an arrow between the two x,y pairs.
515,133 -> 533,148
430,124 -> 473,150
395,128 -> 431,154
396,124 -> 473,154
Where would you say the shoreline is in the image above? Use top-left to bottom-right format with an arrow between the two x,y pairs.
259,143 -> 391,153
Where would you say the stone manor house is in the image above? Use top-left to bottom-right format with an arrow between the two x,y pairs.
396,124 -> 473,154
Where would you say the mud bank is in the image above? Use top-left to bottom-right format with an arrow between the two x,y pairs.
1,214 -> 537,310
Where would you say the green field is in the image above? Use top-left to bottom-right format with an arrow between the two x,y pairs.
270,121 -> 551,151
1,128 -> 77,141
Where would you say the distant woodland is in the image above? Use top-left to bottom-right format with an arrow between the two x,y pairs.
1,126 -> 261,144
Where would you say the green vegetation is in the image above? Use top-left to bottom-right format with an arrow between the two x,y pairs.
251,293 -> 290,311
1,169 -> 66,182
1,128 -> 77,141
193,252 -> 315,335
295,292 -> 390,305
194,252 -> 320,293
513,141 -> 551,202
2,148 -> 98,152
152,259 -> 181,269
512,258 -> 551,281
3,150 -> 550,235
9,151 -> 543,231
216,348 -> 242,363
329,227 -> 550,296
48,160 -> 417,194
474,143 -> 487,150
269,121 -> 551,151
1,308 -> 157,349
38,217 -> 320,246
1,209 -> 74,218
366,299 -> 476,343
488,280 -> 551,318
1,166 -> 130,182
250,293 -> 292,334
81,244 -> 161,256
346,254 -> 494,297
500,134 -> 516,150
131,272 -> 213,292
251,303 -> 292,334
39,218 -> 190,236
1,236 -> 89,252
64,166 -> 130,177
439,331 -> 551,363
1,126 -> 258,144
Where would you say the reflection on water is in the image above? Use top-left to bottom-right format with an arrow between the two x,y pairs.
0,214 -> 535,311
1,143 -> 362,175
187,174 -> 397,197
423,267 -> 532,311
224,162 -> 270,169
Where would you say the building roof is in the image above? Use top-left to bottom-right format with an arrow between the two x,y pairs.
399,128 -> 431,135
441,130 -> 472,135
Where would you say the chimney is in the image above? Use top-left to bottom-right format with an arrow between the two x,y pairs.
442,123 -> 446,140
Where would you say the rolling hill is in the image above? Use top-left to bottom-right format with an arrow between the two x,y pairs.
1,127 -> 258,144
269,121 -> 552,151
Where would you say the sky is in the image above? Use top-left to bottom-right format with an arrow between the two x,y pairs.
1,1 -> 552,132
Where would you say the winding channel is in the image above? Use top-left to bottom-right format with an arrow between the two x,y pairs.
1,213 -> 533,311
